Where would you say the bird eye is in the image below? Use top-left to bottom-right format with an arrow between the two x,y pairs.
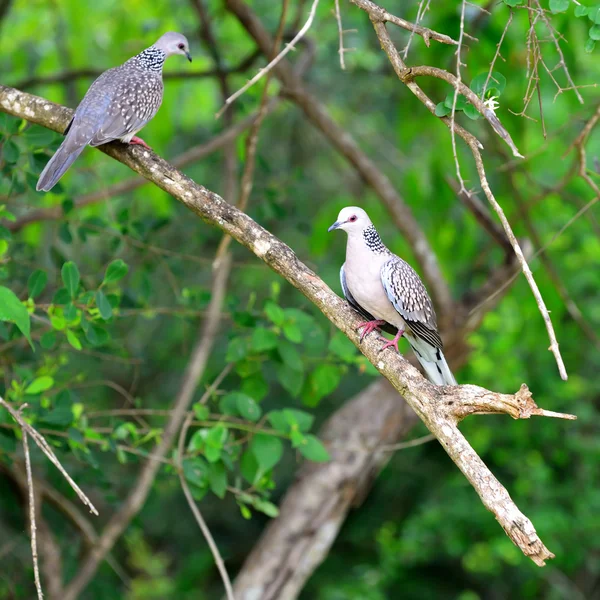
349,215 -> 357,222
178,43 -> 185,50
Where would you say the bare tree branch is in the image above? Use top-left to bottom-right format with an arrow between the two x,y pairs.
0,87 -> 577,574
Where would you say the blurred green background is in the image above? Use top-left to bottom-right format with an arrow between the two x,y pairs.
0,0 -> 599,598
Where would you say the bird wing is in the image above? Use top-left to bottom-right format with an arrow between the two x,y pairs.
341,264 -> 397,336
380,256 -> 443,349
85,68 -> 162,146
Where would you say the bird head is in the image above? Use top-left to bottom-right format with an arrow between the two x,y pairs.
154,32 -> 192,62
328,206 -> 372,236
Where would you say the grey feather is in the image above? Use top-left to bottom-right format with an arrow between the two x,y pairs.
36,32 -> 191,192
380,257 -> 442,349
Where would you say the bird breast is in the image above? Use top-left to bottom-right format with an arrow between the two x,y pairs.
345,247 -> 405,329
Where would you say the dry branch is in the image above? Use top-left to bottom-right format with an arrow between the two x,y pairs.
0,86 -> 576,573
0,397 -> 98,515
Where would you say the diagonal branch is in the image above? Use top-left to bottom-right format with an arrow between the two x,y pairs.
0,86 -> 575,572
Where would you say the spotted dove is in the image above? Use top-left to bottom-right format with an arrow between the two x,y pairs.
36,31 -> 192,192
329,206 -> 456,385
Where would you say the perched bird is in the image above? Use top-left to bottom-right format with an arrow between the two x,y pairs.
329,207 -> 456,385
36,31 -> 192,192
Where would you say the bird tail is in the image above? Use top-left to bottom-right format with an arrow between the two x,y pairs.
36,140 -> 86,192
405,332 -> 456,386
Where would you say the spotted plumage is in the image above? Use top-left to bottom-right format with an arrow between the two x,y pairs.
329,206 -> 456,386
37,32 -> 192,192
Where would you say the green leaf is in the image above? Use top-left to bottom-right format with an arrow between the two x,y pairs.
235,393 -> 262,422
328,331 -> 356,362
226,337 -> 247,362
24,376 -> 54,395
282,321 -> 303,343
502,0 -> 523,5
193,403 -> 210,420
305,364 -> 342,407
267,410 -> 289,434
61,261 -> 80,298
253,499 -> 279,518
264,301 -> 285,326
590,24 -> 600,39
283,409 -> 314,433
549,0 -> 569,12
463,104 -> 481,120
589,5 -> 600,22
298,435 -> 330,462
277,339 -> 304,372
24,125 -> 56,146
208,461 -> 227,498
250,434 -> 283,471
66,329 -> 82,350
251,327 -> 278,352
435,102 -> 450,117
240,450 -> 260,484
52,287 -> 71,305
27,270 -> 47,299
470,71 -> 506,97
3,140 -> 20,163
241,374 -> 269,402
575,5 -> 589,16
183,457 -> 209,490
40,331 -> 56,349
0,286 -> 32,347
95,290 -> 113,320
39,405 -> 73,426
103,259 -> 128,283
275,363 -> 304,397
585,37 -> 596,52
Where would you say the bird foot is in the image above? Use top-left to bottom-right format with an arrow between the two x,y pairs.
129,136 -> 151,149
356,320 -> 387,342
378,329 -> 405,354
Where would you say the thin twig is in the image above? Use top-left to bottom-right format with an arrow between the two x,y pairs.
334,0 -> 346,70
0,398 -> 98,515
177,410 -> 235,600
216,0 -> 319,118
23,429 -> 44,600
382,432 -> 436,452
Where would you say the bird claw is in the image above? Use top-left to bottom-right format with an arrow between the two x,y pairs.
129,136 -> 151,149
378,329 -> 405,354
356,320 -> 386,342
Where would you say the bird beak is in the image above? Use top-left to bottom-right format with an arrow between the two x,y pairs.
185,51 -> 192,62
328,221 -> 341,232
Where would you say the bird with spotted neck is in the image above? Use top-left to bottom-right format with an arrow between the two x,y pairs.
36,31 -> 192,192
329,206 -> 456,385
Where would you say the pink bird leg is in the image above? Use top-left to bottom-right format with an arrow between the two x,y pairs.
379,329 -> 405,353
356,319 -> 387,342
129,136 -> 151,149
